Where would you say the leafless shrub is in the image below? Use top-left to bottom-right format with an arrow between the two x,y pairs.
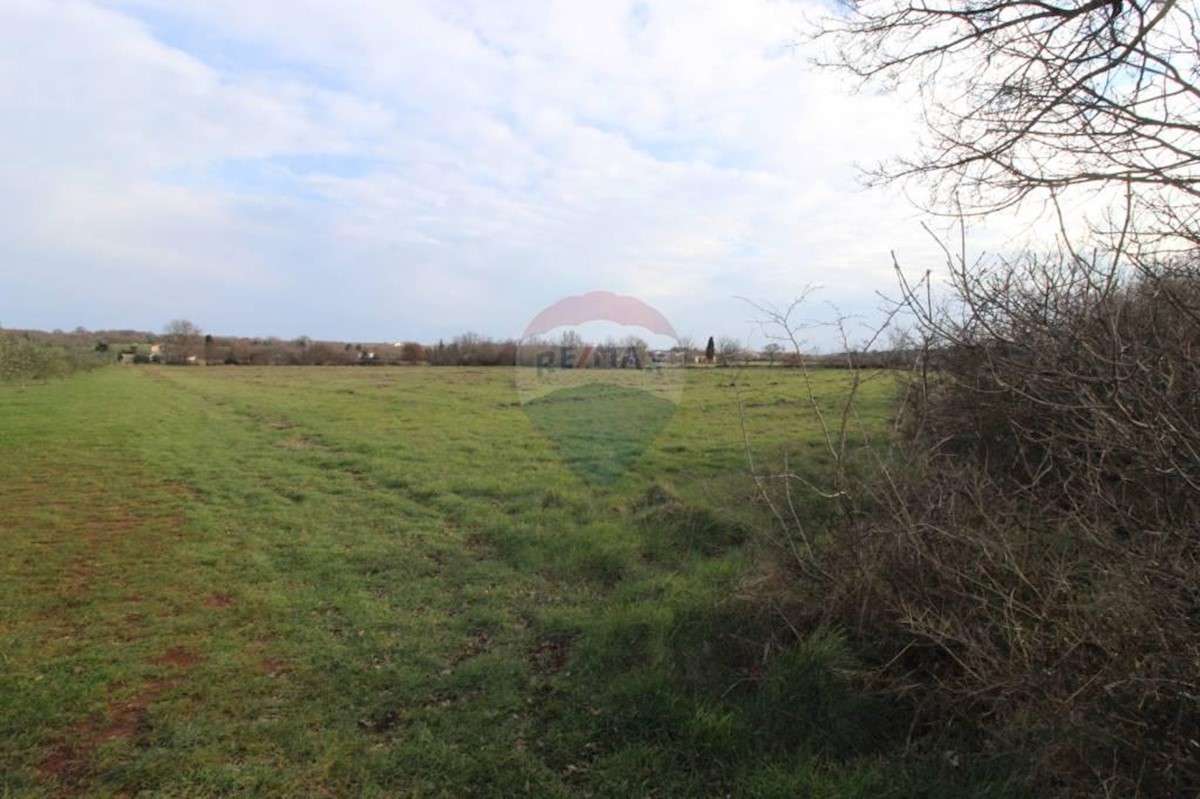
758,250 -> 1200,795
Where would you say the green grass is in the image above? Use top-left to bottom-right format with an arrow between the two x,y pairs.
0,365 -> 1014,796
524,382 -> 678,485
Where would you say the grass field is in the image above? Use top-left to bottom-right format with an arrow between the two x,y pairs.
0,365 -> 999,797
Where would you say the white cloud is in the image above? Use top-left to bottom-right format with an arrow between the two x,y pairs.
0,0 -> 1054,344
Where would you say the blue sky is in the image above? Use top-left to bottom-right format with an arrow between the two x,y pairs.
0,0 -> 1034,348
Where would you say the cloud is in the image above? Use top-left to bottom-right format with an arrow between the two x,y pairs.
0,0 -> 1041,345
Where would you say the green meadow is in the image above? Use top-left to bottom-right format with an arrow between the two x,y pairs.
0,366 -> 999,797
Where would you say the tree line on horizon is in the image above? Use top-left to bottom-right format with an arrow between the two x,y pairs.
5,321 -> 910,369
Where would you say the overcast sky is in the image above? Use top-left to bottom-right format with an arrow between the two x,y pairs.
1,0 -> 1046,348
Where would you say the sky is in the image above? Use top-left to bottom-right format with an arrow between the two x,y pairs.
0,0 -> 1050,349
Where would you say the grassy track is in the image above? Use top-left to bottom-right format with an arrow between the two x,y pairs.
0,365 -> 990,797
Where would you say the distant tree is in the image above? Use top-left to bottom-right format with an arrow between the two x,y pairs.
305,341 -> 352,365
675,334 -> 695,365
621,335 -> 649,368
558,330 -> 585,350
763,342 -> 782,366
455,332 -> 486,365
399,342 -> 427,363
164,319 -> 200,338
704,336 -> 715,364
496,339 -> 518,366
226,339 -> 250,364
716,336 -> 744,367
430,339 -> 449,366
163,319 -> 203,364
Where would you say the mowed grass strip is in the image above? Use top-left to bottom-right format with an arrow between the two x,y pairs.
1,368 -> 575,796
0,365 -> 1009,797
0,374 -> 219,795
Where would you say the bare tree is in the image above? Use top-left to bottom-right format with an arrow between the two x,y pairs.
715,336 -> 744,366
557,330 -> 585,351
817,0 -> 1200,251
163,319 -> 203,364
675,334 -> 695,366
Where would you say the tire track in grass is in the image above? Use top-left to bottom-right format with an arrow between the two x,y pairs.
0,453 -> 211,794
9,378 -> 226,791
143,366 -> 451,522
0,372 -> 243,794
110,368 -> 669,794
134,370 -> 585,785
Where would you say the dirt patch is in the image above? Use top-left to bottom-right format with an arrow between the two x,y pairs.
358,708 -> 401,733
461,533 -> 496,561
152,647 -> 203,669
162,483 -> 199,500
65,563 -> 96,596
528,638 -> 572,676
261,658 -> 285,677
422,691 -> 457,711
39,676 -> 176,788
1,464 -> 195,613
451,629 -> 496,665
39,646 -> 201,792
203,593 -> 234,608
276,435 -> 317,451
38,742 -> 90,788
